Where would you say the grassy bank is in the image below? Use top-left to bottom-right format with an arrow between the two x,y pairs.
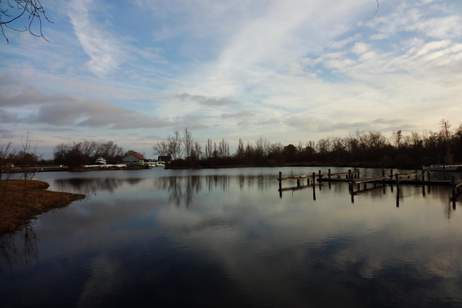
0,180 -> 85,235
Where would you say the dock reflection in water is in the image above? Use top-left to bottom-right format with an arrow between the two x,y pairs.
1,168 -> 462,308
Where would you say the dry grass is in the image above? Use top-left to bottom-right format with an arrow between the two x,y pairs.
0,180 -> 85,234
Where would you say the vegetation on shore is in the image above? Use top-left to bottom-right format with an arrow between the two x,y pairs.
0,180 -> 84,234
157,120 -> 462,169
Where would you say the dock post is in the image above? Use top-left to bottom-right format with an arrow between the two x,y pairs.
297,178 -> 301,188
312,180 -> 316,201
307,176 -> 310,186
328,169 -> 331,180
389,169 -> 393,180
422,168 -> 426,197
348,169 -> 352,180
451,176 -> 456,204
278,171 -> 282,191
395,173 -> 400,207
312,172 -> 316,186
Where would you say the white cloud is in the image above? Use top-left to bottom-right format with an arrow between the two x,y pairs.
2,0 -> 462,148
69,0 -> 123,76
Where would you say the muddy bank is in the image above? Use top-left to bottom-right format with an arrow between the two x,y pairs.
0,180 -> 85,234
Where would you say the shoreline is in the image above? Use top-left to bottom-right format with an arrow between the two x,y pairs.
165,161 -> 430,170
0,180 -> 85,235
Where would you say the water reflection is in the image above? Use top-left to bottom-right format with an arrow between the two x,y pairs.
1,169 -> 462,307
154,175 -> 275,207
0,225 -> 38,270
54,177 -> 144,194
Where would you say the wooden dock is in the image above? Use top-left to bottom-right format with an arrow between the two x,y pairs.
277,168 -> 461,203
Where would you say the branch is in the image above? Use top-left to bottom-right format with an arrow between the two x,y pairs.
0,0 -> 51,43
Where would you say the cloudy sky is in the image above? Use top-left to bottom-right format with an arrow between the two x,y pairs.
1,0 -> 462,157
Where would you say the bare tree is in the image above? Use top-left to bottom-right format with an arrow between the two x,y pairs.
169,131 -> 183,159
153,140 -> 170,157
17,133 -> 38,183
205,139 -> 213,159
393,130 -> 403,148
440,119 -> 451,140
190,141 -> 202,160
154,131 -> 183,160
183,128 -> 193,158
0,142 -> 14,182
0,0 -> 51,42
218,138 -> 229,158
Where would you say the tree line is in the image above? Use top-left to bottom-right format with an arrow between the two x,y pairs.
155,120 -> 462,169
53,141 -> 124,168
0,135 -> 39,181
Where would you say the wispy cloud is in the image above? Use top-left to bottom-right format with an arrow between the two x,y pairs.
1,0 -> 462,152
0,84 -> 170,129
176,93 -> 237,106
69,0 -> 123,76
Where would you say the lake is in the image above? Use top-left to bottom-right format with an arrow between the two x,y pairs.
1,167 -> 462,308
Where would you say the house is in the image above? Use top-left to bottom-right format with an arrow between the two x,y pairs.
123,151 -> 145,166
157,155 -> 172,163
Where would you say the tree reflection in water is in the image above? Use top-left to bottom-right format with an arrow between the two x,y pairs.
154,175 -> 278,207
54,178 -> 144,195
0,225 -> 38,270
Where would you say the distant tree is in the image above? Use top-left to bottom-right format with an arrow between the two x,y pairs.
0,142 -> 14,181
168,131 -> 183,159
235,138 -> 245,160
218,138 -> 229,158
205,139 -> 213,159
440,119 -> 452,140
190,142 -> 202,160
0,0 -> 51,43
393,130 -> 403,148
54,140 -> 124,167
153,131 -> 183,160
15,133 -> 39,182
183,128 -> 193,158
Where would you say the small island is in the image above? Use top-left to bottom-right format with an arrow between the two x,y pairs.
0,180 -> 85,234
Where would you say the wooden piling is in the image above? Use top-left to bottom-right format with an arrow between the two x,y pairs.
278,171 -> 282,191
312,181 -> 316,201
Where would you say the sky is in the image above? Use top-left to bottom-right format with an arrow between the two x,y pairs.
1,0 -> 462,158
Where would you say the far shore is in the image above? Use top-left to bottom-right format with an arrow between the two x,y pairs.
4,161 -> 462,173
165,160 -> 458,170
0,180 -> 85,235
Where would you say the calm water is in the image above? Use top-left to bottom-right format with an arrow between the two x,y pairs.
1,167 -> 462,308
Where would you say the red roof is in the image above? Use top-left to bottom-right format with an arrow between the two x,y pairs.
125,151 -> 144,160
